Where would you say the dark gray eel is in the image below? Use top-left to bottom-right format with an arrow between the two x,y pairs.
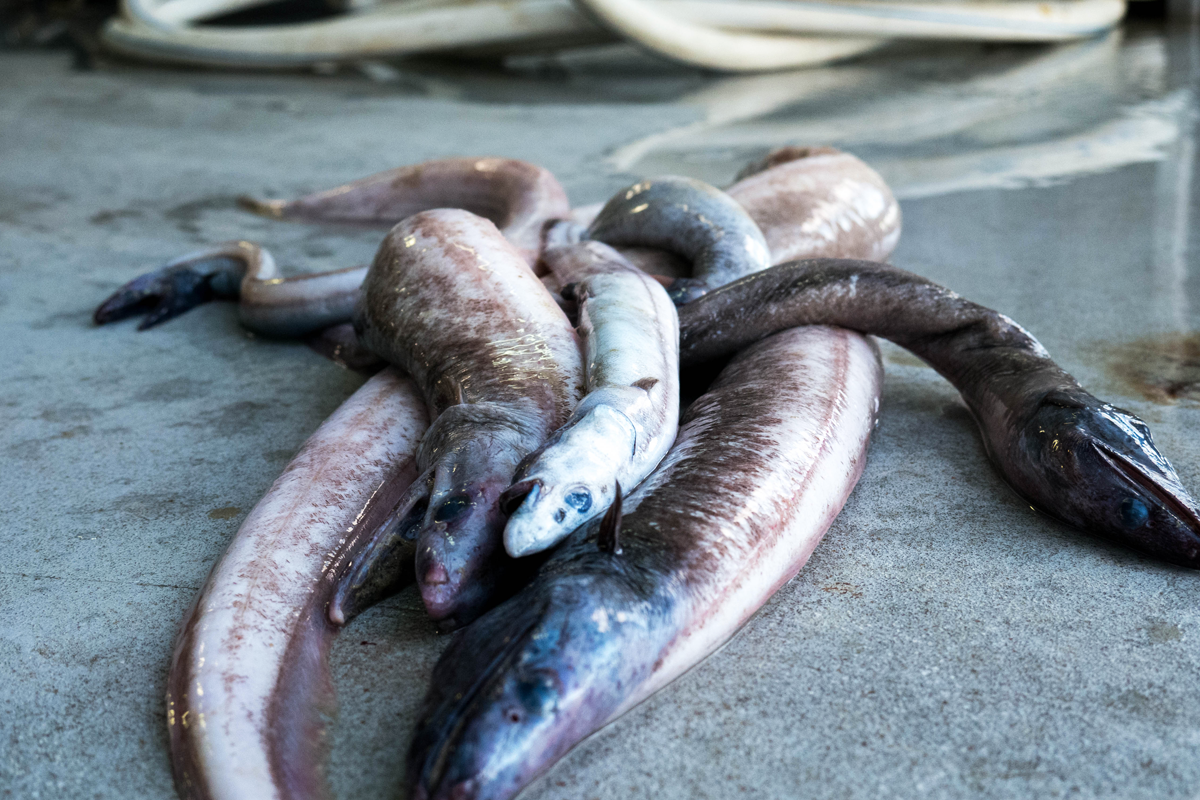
678,258 -> 1200,566
584,175 -> 771,304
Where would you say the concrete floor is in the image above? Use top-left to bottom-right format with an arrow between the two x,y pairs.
3,26 -> 1200,800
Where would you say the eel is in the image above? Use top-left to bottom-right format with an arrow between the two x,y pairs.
499,147 -> 899,557
335,209 -> 584,628
583,175 -> 771,304
406,324 -> 883,800
93,157 -> 570,335
238,156 -> 570,267
678,258 -> 1200,566
500,241 -> 680,557
728,146 -> 902,264
167,367 -> 428,800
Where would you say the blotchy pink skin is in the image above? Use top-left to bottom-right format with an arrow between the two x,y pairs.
241,157 -> 571,267
406,326 -> 883,800
353,209 -> 584,627
727,146 -> 901,264
617,327 -> 882,714
166,369 -> 428,800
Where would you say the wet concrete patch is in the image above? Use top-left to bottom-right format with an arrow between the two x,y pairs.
1092,333 -> 1200,404
207,506 -> 242,520
90,209 -> 145,226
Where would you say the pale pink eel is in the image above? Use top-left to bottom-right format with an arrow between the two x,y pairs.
338,209 -> 584,629
166,368 -> 428,800
94,158 -> 570,336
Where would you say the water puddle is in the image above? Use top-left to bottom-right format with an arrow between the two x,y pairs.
1094,333 -> 1200,404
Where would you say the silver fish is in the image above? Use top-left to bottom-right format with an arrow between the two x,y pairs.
500,241 -> 679,557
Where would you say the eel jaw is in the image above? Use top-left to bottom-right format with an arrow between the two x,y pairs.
415,474 -> 516,630
406,575 -> 638,800
328,469 -> 433,626
1091,440 -> 1200,566
93,245 -> 252,329
1018,393 -> 1200,568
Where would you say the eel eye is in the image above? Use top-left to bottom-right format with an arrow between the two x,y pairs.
515,672 -> 558,716
564,489 -> 592,513
1120,497 -> 1149,528
434,495 -> 471,523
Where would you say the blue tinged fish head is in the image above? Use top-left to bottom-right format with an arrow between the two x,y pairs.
406,571 -> 657,800
1017,391 -> 1200,567
500,406 -> 636,558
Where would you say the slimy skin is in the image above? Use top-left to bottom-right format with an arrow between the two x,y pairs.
240,157 -> 570,267
498,148 -> 898,558
167,368 -> 427,800
501,241 -> 680,557
728,146 -> 902,263
679,258 -> 1200,567
92,240 -> 366,338
406,326 -> 883,800
341,209 -> 584,628
584,175 -> 771,304
93,150 -> 892,338
94,158 -> 571,334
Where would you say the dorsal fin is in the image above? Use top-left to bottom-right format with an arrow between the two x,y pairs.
597,482 -> 623,555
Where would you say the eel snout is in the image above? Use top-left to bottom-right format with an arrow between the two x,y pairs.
1017,392 -> 1200,567
93,243 -> 252,329
415,473 -> 513,628
406,574 -> 642,800
501,404 -> 635,558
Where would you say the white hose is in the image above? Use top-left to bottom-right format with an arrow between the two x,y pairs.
657,0 -> 1127,41
101,0 -> 1128,71
103,0 -> 604,67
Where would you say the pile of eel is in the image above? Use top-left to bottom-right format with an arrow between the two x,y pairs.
94,149 -> 1200,800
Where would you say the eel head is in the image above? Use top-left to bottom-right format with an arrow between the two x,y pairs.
93,243 -> 251,329
500,404 -> 635,558
405,566 -> 655,800
1016,390 -> 1200,567
411,404 -> 548,629
415,448 -> 516,630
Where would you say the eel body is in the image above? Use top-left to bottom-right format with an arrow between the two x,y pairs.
501,241 -> 680,557
679,258 -> 1200,566
728,146 -> 901,263
94,158 -> 571,335
240,156 -> 570,266
167,368 -> 428,800
340,209 -> 584,627
406,325 -> 883,800
496,147 -> 900,558
584,175 -> 771,303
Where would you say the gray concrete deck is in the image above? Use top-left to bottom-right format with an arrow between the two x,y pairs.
3,27 -> 1200,799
